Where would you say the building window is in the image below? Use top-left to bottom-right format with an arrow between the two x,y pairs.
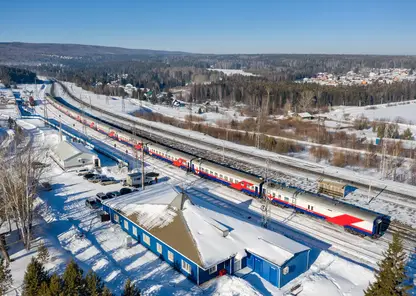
132,227 -> 137,236
124,220 -> 129,230
208,265 -> 217,274
143,233 -> 150,245
234,259 -> 242,272
156,243 -> 162,254
181,260 -> 191,274
114,214 -> 119,223
168,250 -> 174,262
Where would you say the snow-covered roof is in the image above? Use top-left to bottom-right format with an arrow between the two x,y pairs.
297,112 -> 313,118
52,141 -> 97,161
104,184 -> 310,269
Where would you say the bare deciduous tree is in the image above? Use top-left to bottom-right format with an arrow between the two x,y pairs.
0,144 -> 47,251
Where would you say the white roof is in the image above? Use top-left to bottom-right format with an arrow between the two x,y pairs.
104,185 -> 310,268
52,141 -> 97,162
298,112 -> 313,118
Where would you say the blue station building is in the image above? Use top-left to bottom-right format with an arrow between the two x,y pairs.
102,185 -> 311,288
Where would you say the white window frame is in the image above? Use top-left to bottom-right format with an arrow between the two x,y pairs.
181,260 -> 192,274
132,227 -> 137,236
143,233 -> 150,245
156,242 -> 162,254
208,265 -> 217,274
168,250 -> 174,262
114,213 -> 119,223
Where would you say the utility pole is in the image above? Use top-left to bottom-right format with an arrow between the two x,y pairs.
59,115 -> 62,142
43,96 -> 48,127
141,140 -> 145,190
261,158 -> 271,228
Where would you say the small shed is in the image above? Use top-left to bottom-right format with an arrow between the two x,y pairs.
50,140 -> 100,170
296,112 -> 313,120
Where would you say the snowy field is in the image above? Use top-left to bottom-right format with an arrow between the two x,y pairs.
324,100 -> 416,123
3,115 -> 384,296
207,69 -> 259,77
60,81 -> 247,125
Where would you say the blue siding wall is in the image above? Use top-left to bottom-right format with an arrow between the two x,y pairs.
102,205 -> 227,285
246,252 -> 281,288
280,250 -> 310,287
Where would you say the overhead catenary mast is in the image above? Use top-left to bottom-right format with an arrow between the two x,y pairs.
261,158 -> 271,228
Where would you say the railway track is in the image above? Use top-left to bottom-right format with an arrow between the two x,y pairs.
53,81 -> 416,203
42,97 -> 414,269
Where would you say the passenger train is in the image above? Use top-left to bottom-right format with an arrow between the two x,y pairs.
45,93 -> 390,238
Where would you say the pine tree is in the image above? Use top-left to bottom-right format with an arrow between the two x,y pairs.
365,233 -> 411,296
85,270 -> 103,296
37,241 -> 49,263
121,278 -> 141,296
38,281 -> 51,296
102,286 -> 113,296
48,273 -> 62,296
0,258 -> 12,296
22,257 -> 49,296
62,259 -> 85,296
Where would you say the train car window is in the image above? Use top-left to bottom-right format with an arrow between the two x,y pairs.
284,197 -> 289,202
273,193 -> 276,197
311,206 -> 314,211
210,171 -> 213,174
307,205 -> 310,210
230,178 -> 233,183
225,176 -> 228,181
220,174 -> 223,179
215,173 -> 218,177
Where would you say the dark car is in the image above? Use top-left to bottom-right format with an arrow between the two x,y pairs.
100,177 -> 117,186
96,192 -> 107,199
105,191 -> 121,199
85,199 -> 101,210
119,187 -> 137,195
83,173 -> 98,180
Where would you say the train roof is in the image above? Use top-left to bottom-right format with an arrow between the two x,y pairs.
197,159 -> 263,185
265,182 -> 388,222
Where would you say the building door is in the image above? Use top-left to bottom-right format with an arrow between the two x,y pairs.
269,266 -> 278,286
254,257 -> 262,275
234,259 -> 242,273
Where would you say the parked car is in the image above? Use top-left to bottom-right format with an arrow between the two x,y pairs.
119,187 -> 136,195
77,168 -> 93,176
88,175 -> 106,183
100,177 -> 117,186
85,199 -> 101,210
96,192 -> 107,200
105,191 -> 121,199
83,173 -> 98,180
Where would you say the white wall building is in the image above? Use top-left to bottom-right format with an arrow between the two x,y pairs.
50,140 -> 100,170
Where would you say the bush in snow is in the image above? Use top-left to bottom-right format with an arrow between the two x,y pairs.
37,241 -> 49,263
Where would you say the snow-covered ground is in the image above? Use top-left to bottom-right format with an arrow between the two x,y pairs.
207,69 -> 259,77
324,100 -> 416,123
5,114 -> 386,296
52,82 -> 416,228
60,81 -> 248,125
